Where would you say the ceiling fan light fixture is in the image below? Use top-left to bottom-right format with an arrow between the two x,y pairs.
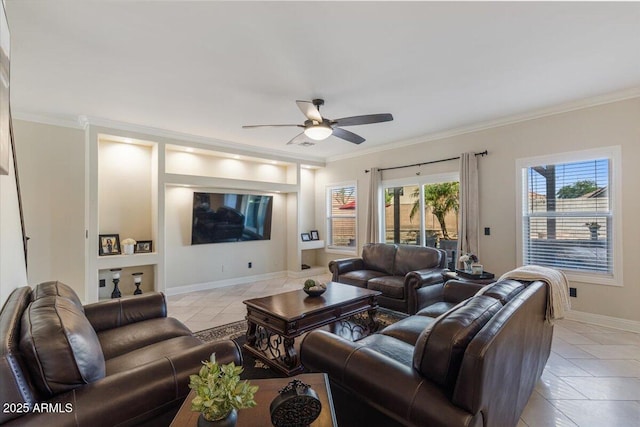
304,124 -> 333,141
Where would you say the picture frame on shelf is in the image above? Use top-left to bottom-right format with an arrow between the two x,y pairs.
301,233 -> 311,242
135,240 -> 152,253
310,230 -> 319,240
99,234 -> 120,256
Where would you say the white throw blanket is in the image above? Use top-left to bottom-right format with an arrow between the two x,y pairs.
499,265 -> 571,324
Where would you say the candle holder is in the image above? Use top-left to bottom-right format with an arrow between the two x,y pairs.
110,268 -> 122,299
132,272 -> 143,295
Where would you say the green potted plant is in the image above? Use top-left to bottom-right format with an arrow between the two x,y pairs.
189,354 -> 258,427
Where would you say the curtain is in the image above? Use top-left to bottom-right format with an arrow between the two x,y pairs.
457,153 -> 479,266
365,167 -> 381,243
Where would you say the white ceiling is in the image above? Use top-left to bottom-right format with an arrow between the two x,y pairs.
6,1 -> 640,161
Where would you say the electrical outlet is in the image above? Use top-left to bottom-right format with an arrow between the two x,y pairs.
484,227 -> 491,236
569,287 -> 577,298
99,279 -> 106,288
248,262 -> 252,268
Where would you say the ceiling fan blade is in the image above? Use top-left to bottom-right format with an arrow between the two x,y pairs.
296,100 -> 323,123
332,128 -> 365,144
242,124 -> 303,128
286,132 -> 310,145
333,113 -> 394,127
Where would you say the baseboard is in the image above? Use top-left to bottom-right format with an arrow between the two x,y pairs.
164,271 -> 288,296
564,310 -> 640,333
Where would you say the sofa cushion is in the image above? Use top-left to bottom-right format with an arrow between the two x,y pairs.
97,317 -> 193,360
413,295 -> 502,394
394,245 -> 442,276
362,243 -> 397,274
355,333 -> 415,367
477,279 -> 526,304
32,281 -> 84,312
379,315 -> 435,345
339,270 -> 387,288
20,296 -> 105,397
417,301 -> 457,318
367,276 -> 405,299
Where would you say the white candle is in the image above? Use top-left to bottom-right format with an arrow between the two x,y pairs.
112,272 -> 120,279
134,277 -> 142,284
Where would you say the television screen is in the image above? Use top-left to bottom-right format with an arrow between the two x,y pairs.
191,192 -> 273,244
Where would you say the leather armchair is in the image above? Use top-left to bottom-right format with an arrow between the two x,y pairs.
1,281 -> 241,427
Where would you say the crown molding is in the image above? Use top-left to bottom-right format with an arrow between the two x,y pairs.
11,111 -> 86,129
326,87 -> 640,163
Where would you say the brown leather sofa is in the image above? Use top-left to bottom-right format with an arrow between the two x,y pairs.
0,281 -> 241,426
329,243 -> 447,314
300,279 -> 553,427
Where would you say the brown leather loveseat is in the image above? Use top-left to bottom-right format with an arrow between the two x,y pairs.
0,281 -> 241,426
329,243 -> 447,314
300,279 -> 553,427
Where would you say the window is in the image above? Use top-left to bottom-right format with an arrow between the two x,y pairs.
326,183 -> 357,251
382,173 -> 459,253
516,147 -> 622,286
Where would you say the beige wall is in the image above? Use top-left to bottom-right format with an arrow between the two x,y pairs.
317,97 -> 640,323
12,120 -> 86,300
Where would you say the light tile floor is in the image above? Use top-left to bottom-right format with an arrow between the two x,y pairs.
167,275 -> 640,427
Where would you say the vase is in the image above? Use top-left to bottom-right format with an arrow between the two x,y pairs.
123,244 -> 134,255
198,409 -> 237,427
464,261 -> 473,272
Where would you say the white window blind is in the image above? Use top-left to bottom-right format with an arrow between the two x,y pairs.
523,158 -> 612,274
326,184 -> 357,250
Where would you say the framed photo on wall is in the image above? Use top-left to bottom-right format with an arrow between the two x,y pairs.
135,240 -> 153,253
310,230 -> 319,240
99,234 -> 121,256
301,233 -> 311,242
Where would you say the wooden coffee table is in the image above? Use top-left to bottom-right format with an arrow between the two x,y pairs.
243,282 -> 380,376
170,373 -> 337,426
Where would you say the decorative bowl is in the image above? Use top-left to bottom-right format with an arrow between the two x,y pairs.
303,288 -> 326,297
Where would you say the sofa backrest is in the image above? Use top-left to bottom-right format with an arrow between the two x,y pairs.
394,245 -> 445,276
0,287 -> 37,424
412,295 -> 503,395
452,281 -> 553,427
362,243 -> 397,274
20,296 -> 106,398
32,280 -> 84,311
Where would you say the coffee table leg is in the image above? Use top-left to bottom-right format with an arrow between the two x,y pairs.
282,337 -> 298,370
246,320 -> 258,346
367,308 -> 379,332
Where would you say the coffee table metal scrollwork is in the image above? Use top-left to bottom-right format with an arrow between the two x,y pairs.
243,282 -> 380,376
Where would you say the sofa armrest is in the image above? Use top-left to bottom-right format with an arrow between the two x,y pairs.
416,282 -> 446,311
328,257 -> 364,281
442,280 -> 486,303
300,330 -> 475,426
5,340 -> 242,427
84,292 -> 168,332
405,269 -> 446,314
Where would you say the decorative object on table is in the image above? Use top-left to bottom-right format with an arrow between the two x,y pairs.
270,379 -> 322,427
189,353 -> 258,427
110,268 -> 122,298
131,272 -> 143,295
301,233 -> 311,242
471,263 -> 483,275
121,238 -> 136,255
459,253 -> 478,272
310,230 -> 319,240
99,234 -> 120,256
135,240 -> 153,253
303,279 -> 326,296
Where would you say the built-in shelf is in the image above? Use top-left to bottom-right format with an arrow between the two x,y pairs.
300,240 -> 325,250
164,173 -> 298,193
96,253 -> 159,270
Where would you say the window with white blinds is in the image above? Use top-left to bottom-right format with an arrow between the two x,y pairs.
326,184 -> 357,252
517,147 -> 621,286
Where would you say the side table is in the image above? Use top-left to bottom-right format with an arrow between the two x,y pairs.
443,269 -> 496,285
170,373 -> 337,427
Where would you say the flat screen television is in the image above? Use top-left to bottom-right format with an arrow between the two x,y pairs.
191,192 -> 273,244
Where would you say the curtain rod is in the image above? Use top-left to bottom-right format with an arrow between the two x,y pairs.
365,150 -> 488,173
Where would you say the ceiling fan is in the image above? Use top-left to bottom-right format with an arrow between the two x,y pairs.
242,99 -> 393,146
